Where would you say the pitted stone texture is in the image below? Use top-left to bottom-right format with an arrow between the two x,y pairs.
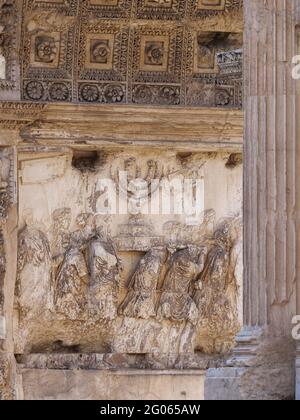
21,368 -> 205,400
0,353 -> 16,400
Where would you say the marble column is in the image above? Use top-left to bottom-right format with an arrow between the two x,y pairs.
206,0 -> 300,400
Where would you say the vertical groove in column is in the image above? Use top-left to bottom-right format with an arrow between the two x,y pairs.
244,0 -> 297,328
286,0 -> 296,305
296,23 -> 300,315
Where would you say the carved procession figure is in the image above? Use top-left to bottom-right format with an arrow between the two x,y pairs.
193,218 -> 241,354
88,218 -> 122,320
119,247 -> 167,319
0,148 -> 11,219
17,209 -> 52,319
54,213 -> 94,321
188,208 -> 216,245
52,208 -> 71,257
0,233 -> 6,318
158,245 -> 206,325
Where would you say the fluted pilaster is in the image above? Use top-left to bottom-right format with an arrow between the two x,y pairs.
244,0 -> 298,331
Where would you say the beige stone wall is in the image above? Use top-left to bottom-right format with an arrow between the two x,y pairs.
20,369 -> 205,401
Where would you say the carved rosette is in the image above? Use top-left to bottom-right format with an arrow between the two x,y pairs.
16,0 -> 242,107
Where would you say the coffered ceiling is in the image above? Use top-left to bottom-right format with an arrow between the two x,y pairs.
0,0 -> 243,107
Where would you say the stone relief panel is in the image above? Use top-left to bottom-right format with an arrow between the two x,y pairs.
18,0 -> 243,107
15,148 -> 242,356
134,0 -> 186,21
0,353 -> 14,400
16,209 -> 52,320
0,232 -> 6,329
0,148 -> 14,220
77,20 -> 129,104
0,147 -> 15,344
0,0 -> 21,100
21,6 -> 76,103
25,0 -> 79,16
81,0 -> 132,19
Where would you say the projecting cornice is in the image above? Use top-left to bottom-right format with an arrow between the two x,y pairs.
0,102 -> 243,152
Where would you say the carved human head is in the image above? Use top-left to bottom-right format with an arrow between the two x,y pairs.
187,245 -> 202,262
23,208 -> 34,227
213,217 -> 234,247
76,213 -> 94,230
203,208 -> 216,224
124,157 -> 136,172
150,247 -> 168,263
95,215 -> 111,240
52,208 -> 71,230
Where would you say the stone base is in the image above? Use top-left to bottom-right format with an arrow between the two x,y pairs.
296,368 -> 300,401
205,364 -> 295,400
0,353 -> 17,400
20,368 -> 205,400
205,367 -> 245,400
204,328 -> 296,400
296,345 -> 300,401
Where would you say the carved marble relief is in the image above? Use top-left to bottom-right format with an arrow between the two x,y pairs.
193,217 -> 241,353
0,147 -> 14,345
54,213 -> 94,321
15,149 -> 242,356
88,218 -> 122,321
0,232 -> 5,319
0,353 -> 14,400
119,247 -> 167,319
0,148 -> 13,219
0,0 -> 20,97
17,209 -> 52,319
17,0 -> 243,107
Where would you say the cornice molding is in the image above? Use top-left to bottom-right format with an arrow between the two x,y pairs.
0,102 -> 243,151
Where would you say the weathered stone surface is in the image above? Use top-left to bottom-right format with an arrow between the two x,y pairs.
205,0 -> 300,401
296,371 -> 300,401
16,352 -> 225,371
205,367 -> 245,400
0,0 -> 299,402
0,353 -> 16,400
0,315 -> 5,340
14,147 -> 242,356
21,368 -> 205,400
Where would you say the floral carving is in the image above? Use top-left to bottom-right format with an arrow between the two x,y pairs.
136,0 -> 186,20
215,89 -> 231,106
103,84 -> 124,103
145,0 -> 172,6
91,41 -> 111,64
145,41 -> 165,66
159,86 -> 180,105
0,233 -> 6,316
25,81 -> 44,100
19,0 -> 242,107
49,83 -> 69,101
35,36 -> 58,64
132,85 -> 154,104
133,84 -> 180,105
79,84 -> 99,102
